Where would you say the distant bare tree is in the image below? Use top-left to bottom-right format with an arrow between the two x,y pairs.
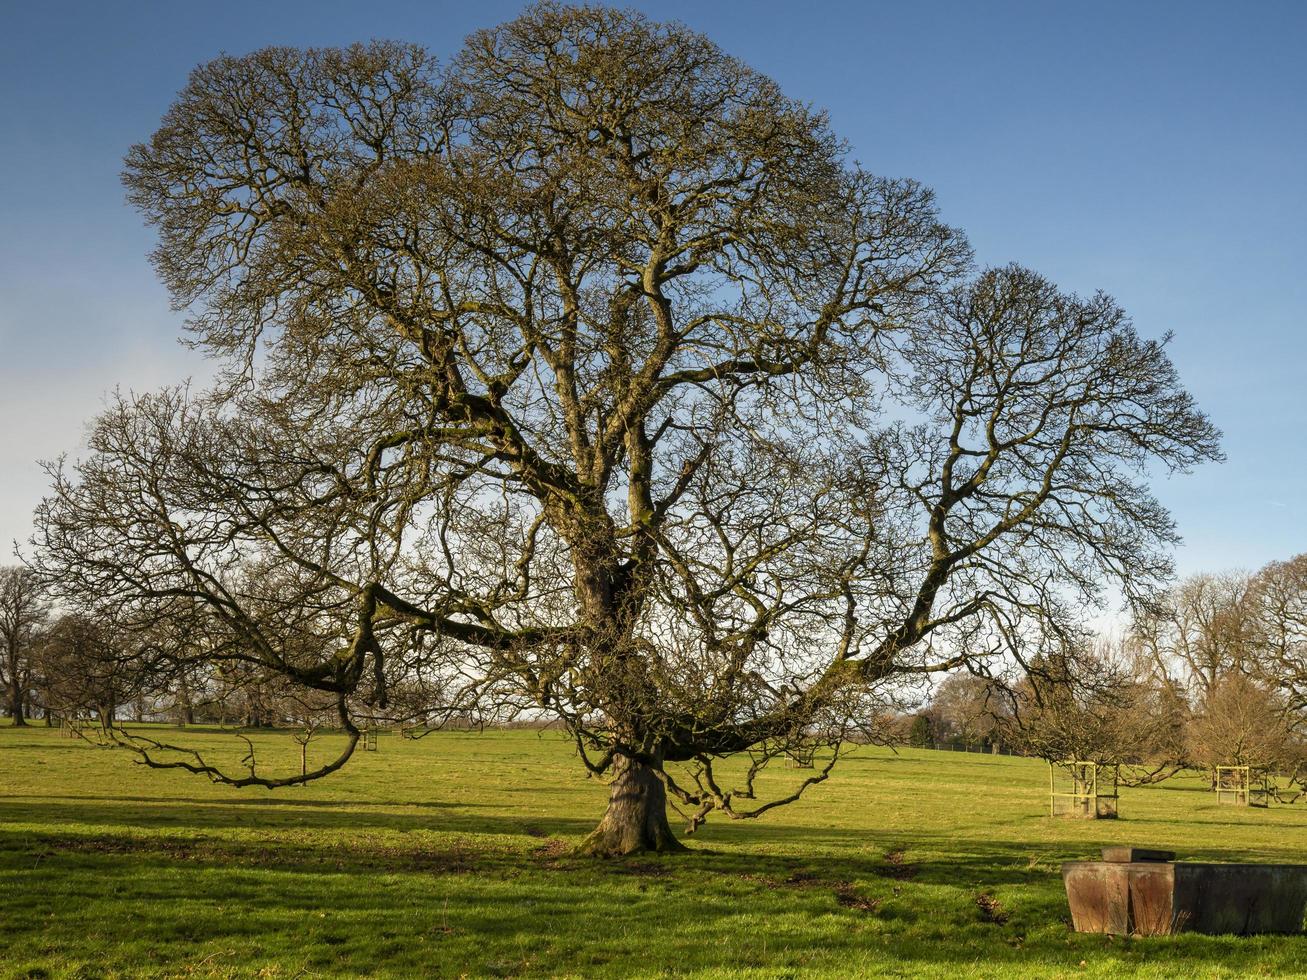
37,614 -> 147,728
1134,572 -> 1258,701
32,4 -> 1219,853
928,671 -> 1008,748
1009,639 -> 1187,783
0,567 -> 49,726
1186,672 -> 1301,773
1130,558 -> 1307,789
1249,554 -> 1307,727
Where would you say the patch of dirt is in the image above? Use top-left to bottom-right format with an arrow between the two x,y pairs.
737,867 -> 824,890
737,872 -> 815,893
877,848 -> 917,880
975,891 -> 1010,924
530,838 -> 571,864
833,883 -> 881,913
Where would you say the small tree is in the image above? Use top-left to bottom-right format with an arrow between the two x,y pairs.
906,713 -> 934,748
1186,673 -> 1300,772
1009,640 -> 1186,783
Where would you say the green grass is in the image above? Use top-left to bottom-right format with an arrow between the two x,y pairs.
2,722 -> 1305,978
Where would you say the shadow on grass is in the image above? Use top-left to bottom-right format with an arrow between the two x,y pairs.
0,798 -> 589,845
3,826 -> 1304,977
6,798 -> 1305,900
4,727 -> 1304,976
3,790 -> 1305,979
4,792 -> 489,810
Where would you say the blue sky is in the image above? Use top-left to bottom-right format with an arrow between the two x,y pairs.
1,0 -> 1304,579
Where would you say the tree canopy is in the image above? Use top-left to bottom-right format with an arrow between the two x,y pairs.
33,3 -> 1221,854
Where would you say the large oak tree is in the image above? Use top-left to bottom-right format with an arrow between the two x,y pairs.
33,3 -> 1220,854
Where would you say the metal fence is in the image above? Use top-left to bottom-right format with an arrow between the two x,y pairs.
912,741 -> 1029,757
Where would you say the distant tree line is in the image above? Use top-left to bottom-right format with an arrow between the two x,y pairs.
2,564 -> 334,729
900,554 -> 1307,793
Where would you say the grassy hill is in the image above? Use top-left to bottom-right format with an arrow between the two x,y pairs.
1,723 -> 1304,978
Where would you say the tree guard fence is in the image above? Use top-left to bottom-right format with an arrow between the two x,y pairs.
1049,761 -> 1119,818
1214,765 -> 1271,807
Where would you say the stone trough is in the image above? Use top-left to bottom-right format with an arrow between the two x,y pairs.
1063,847 -> 1307,936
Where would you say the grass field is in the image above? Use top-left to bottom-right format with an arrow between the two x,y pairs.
2,723 -> 1305,978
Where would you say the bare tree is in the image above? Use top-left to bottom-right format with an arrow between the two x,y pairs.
31,4 -> 1219,854
928,671 -> 1008,748
1249,554 -> 1307,726
1008,638 -> 1187,783
1185,672 -> 1301,774
37,613 -> 148,728
0,566 -> 50,726
1134,571 -> 1258,701
1130,559 -> 1307,784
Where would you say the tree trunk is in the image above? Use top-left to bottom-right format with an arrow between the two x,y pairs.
577,753 -> 687,857
177,678 -> 194,726
8,683 -> 25,726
